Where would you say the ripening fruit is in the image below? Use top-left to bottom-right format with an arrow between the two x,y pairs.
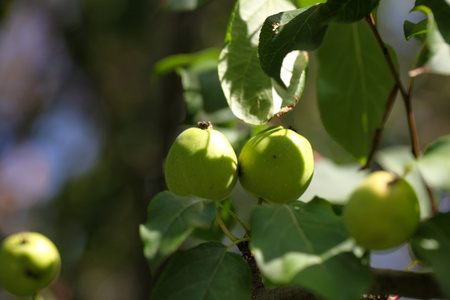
0,232 -> 61,297
344,171 -> 421,250
238,126 -> 314,204
165,121 -> 238,201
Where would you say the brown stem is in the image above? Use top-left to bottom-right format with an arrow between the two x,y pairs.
365,14 -> 438,214
362,84 -> 398,169
364,14 -> 421,158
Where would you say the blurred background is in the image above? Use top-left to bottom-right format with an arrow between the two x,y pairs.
0,0 -> 448,299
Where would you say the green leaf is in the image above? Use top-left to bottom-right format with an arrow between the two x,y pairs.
404,19 -> 428,42
296,0 -> 327,8
258,5 -> 327,86
139,191 -> 217,272
416,0 -> 450,44
410,212 -> 450,298
151,242 -> 252,300
318,0 -> 380,23
418,135 -> 450,192
162,0 -> 215,11
180,64 -> 236,126
250,198 -> 373,300
218,0 -> 308,125
153,48 -> 220,76
410,6 -> 450,76
316,21 -> 396,164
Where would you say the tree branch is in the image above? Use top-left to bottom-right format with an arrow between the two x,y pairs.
237,241 -> 446,300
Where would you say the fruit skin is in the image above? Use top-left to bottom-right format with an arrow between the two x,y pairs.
0,232 -> 61,297
343,171 -> 421,250
165,124 -> 238,201
238,126 -> 314,204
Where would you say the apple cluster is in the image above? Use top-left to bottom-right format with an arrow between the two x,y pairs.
164,121 -> 315,205
165,122 -> 422,251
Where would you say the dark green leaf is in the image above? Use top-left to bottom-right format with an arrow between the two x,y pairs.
418,135 -> 450,192
139,191 -> 217,272
218,0 -> 308,125
416,0 -> 450,44
316,21 -> 396,164
404,19 -> 428,41
318,0 -> 380,23
410,212 -> 450,298
258,5 -> 326,87
151,242 -> 252,300
250,198 -> 373,300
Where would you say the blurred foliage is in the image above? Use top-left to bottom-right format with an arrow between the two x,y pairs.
1,0 -> 450,299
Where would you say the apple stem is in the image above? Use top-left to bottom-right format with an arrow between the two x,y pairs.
216,211 -> 238,242
217,201 -> 250,238
197,121 -> 213,130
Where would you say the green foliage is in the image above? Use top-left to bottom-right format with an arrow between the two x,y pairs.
217,0 -> 308,125
139,191 -> 217,273
409,1 -> 450,75
150,242 -> 252,300
418,135 -> 450,192
141,0 -> 450,299
250,198 -> 372,300
411,212 -> 450,298
317,20 -> 396,164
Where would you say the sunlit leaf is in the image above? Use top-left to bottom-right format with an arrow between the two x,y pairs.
218,0 -> 308,125
410,212 -> 450,298
250,198 -> 373,300
316,21 -> 396,164
259,5 -> 326,86
151,242 -> 252,300
418,135 -> 450,192
139,191 -> 217,272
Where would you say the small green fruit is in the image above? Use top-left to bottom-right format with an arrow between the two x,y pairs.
238,126 -> 314,204
344,171 -> 421,250
165,122 -> 238,201
0,232 -> 61,297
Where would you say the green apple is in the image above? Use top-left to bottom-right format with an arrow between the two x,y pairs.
0,231 -> 61,297
238,126 -> 314,204
165,121 -> 238,201
344,171 -> 421,250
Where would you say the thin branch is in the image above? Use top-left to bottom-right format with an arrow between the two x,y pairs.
216,211 -> 238,242
364,14 -> 421,158
364,13 -> 439,215
362,84 -> 399,169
